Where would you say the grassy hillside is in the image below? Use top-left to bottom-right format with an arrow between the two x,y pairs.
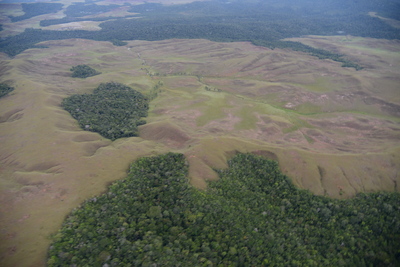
1,0 -> 398,266
0,32 -> 399,267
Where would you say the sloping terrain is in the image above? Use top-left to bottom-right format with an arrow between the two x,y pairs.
0,37 -> 399,266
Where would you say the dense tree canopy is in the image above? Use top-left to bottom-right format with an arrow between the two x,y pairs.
47,153 -> 400,266
64,3 -> 120,18
62,82 -> 148,140
9,3 -> 63,22
70,64 -> 101,78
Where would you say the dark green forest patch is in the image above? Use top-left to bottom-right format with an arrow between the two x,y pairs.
62,82 -> 148,140
70,64 -> 101,78
47,153 -> 400,266
9,2 -> 63,22
0,83 -> 14,98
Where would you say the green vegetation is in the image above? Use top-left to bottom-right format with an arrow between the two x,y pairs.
0,28 -> 90,57
64,3 -> 119,18
204,86 -> 221,92
0,83 -> 14,98
70,64 -> 101,78
62,82 -> 148,140
9,3 -> 63,22
1,0 -> 399,69
147,81 -> 163,101
252,40 -> 363,70
48,153 -> 400,266
111,39 -> 128,46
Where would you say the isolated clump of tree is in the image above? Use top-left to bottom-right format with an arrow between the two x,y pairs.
47,153 -> 400,266
0,83 -> 14,98
62,82 -> 148,140
70,64 -> 101,78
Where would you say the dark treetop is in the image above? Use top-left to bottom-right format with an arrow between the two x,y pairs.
48,153 -> 400,266
62,82 -> 148,141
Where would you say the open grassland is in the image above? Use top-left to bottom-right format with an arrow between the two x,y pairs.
0,37 -> 399,266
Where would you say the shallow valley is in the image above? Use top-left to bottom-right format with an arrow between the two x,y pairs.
0,36 -> 399,266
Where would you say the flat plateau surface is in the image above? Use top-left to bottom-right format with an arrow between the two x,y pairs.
0,37 -> 399,266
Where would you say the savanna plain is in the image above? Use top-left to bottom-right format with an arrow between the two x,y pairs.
0,0 -> 400,266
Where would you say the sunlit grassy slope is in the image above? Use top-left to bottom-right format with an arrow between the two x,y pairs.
0,36 -> 399,266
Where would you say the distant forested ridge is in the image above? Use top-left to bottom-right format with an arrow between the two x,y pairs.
1,0 -> 399,67
9,2 -> 63,22
62,82 -> 148,140
47,153 -> 400,266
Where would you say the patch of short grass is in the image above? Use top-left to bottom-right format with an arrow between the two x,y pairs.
234,106 -> 258,130
195,93 -> 232,127
295,102 -> 323,114
290,76 -> 334,93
